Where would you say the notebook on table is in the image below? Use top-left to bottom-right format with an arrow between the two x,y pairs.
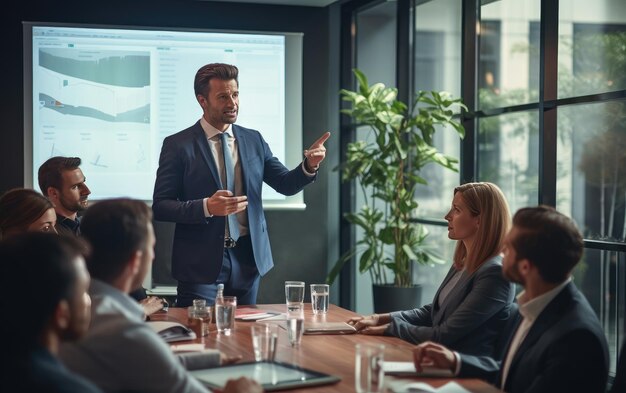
303,321 -> 357,335
382,361 -> 454,377
147,320 -> 196,343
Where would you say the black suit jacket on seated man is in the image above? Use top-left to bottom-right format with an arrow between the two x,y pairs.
458,280 -> 609,393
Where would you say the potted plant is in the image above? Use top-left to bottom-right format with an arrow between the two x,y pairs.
327,69 -> 466,312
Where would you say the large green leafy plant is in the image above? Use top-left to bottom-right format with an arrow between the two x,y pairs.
328,69 -> 466,287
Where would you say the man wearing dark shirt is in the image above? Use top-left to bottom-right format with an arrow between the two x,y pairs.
38,156 -> 91,236
0,233 -> 102,393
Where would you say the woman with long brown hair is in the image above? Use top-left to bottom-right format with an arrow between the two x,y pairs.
348,182 -> 515,358
0,188 -> 57,239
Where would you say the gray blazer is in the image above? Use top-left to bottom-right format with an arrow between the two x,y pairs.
386,255 -> 515,358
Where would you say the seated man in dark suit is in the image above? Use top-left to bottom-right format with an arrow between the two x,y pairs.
412,205 -> 609,393
0,233 -> 102,393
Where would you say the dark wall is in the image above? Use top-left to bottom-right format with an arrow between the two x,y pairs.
1,0 -> 336,305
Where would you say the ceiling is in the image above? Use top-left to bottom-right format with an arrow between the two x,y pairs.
209,0 -> 340,6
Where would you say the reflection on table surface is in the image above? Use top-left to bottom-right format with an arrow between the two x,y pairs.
150,304 -> 502,393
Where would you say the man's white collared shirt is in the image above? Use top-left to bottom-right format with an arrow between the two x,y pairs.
500,277 -> 572,388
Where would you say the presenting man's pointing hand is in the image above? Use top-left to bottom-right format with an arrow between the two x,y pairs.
303,131 -> 331,172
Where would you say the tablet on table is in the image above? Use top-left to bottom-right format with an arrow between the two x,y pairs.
189,361 -> 341,391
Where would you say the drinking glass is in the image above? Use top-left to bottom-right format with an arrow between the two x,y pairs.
285,281 -> 305,312
287,308 -> 304,347
251,324 -> 279,362
187,302 -> 211,337
310,284 -> 329,314
355,343 -> 385,393
215,296 -> 237,335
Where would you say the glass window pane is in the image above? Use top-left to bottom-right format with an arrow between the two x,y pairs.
414,123 -> 461,220
413,0 -> 462,220
356,2 -> 397,88
353,0 -> 398,315
414,0 -> 462,98
574,248 -> 625,375
414,225 -> 457,306
477,110 -> 539,213
558,1 -> 626,98
478,0 -> 541,110
557,101 -> 626,243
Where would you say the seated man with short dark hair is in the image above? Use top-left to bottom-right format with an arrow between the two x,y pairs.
38,156 -> 91,236
0,233 -> 102,393
413,206 -> 609,393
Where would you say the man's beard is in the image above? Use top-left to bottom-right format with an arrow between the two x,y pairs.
503,260 -> 524,285
60,196 -> 87,213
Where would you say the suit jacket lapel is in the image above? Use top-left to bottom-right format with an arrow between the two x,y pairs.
504,282 -> 576,388
436,272 -> 475,326
192,123 -> 221,188
434,258 -> 500,326
432,266 -> 460,324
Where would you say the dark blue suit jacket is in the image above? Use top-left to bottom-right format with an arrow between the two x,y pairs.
386,255 -> 515,358
152,121 -> 315,283
459,281 -> 609,393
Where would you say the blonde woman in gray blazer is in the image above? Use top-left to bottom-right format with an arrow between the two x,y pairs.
348,182 -> 515,358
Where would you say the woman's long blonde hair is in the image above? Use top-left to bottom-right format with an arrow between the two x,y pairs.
452,182 -> 511,273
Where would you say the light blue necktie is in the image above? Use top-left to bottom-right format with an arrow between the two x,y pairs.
220,132 -> 240,241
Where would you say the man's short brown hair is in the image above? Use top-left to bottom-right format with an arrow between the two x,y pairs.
194,63 -> 239,98
80,198 -> 152,282
38,156 -> 82,194
511,205 -> 584,283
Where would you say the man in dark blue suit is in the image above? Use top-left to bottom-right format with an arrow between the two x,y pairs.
412,205 -> 609,393
153,63 -> 330,307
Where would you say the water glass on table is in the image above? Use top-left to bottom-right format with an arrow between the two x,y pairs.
250,324 -> 279,362
215,296 -> 237,335
355,343 -> 385,393
286,308 -> 304,347
310,284 -> 329,314
285,281 -> 305,312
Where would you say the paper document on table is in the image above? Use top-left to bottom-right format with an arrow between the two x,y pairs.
387,380 -> 471,393
383,361 -> 454,377
170,343 -> 206,353
235,307 -> 283,320
255,312 -> 288,321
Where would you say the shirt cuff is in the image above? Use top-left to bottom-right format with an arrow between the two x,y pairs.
453,351 -> 462,376
203,198 -> 213,218
301,160 -> 317,177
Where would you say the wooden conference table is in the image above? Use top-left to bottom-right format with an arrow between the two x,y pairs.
150,304 -> 501,393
